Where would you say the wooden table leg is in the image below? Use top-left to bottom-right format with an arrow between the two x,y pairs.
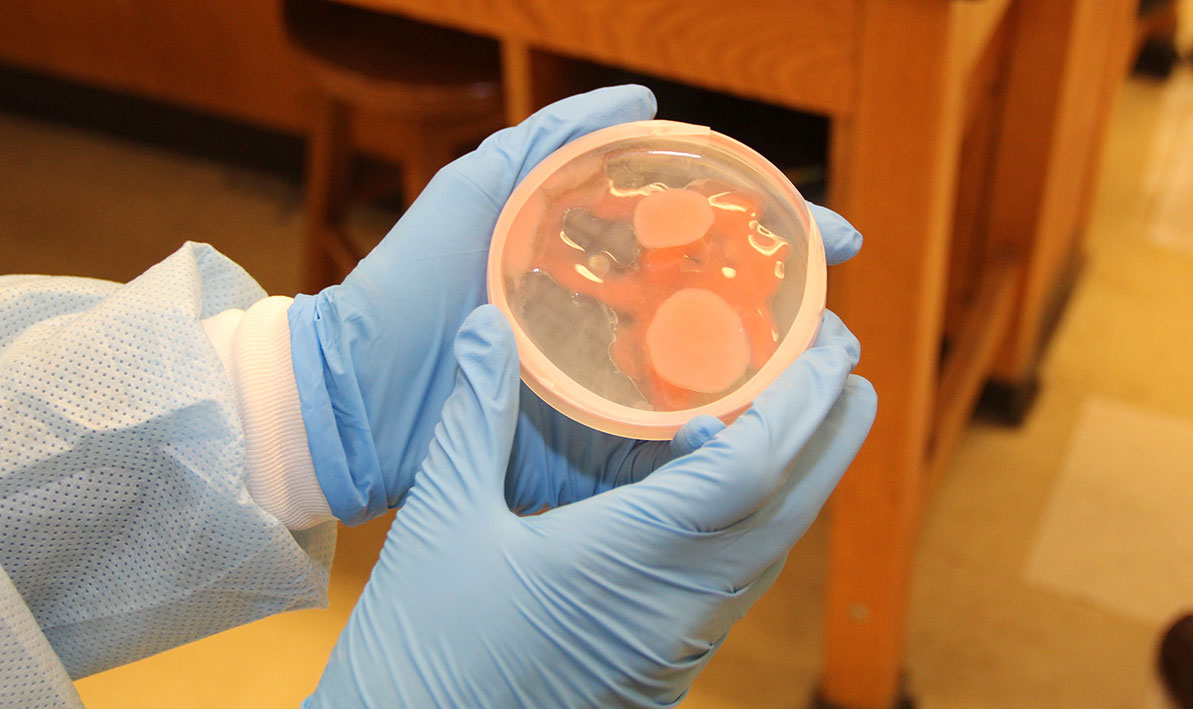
302,94 -> 354,291
818,2 -> 964,706
988,0 -> 1137,388
501,40 -> 609,125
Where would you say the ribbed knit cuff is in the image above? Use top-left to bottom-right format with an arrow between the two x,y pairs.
202,296 -> 334,530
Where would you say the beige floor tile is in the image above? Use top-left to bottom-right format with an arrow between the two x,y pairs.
0,113 -> 396,296
916,382 -> 1087,578
909,553 -> 1155,709
1024,396 -> 1193,627
0,113 -> 305,295
1049,73 -> 1193,425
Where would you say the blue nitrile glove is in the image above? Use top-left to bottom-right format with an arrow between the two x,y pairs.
288,83 -> 865,526
305,305 -> 876,708
288,86 -> 656,525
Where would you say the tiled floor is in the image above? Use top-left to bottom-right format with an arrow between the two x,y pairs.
1,60 -> 1190,709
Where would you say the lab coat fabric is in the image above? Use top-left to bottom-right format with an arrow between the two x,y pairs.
0,243 -> 336,705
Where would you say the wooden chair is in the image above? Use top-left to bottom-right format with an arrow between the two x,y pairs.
282,0 -> 504,290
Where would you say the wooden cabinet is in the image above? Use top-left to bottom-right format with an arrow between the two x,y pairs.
0,2 -> 307,131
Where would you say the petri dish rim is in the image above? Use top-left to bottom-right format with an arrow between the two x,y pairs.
487,119 -> 827,440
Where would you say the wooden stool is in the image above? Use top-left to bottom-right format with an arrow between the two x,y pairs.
282,0 -> 504,290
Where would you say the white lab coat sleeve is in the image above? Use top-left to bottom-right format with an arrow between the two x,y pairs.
0,242 -> 337,690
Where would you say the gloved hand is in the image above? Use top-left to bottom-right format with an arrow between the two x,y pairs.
288,84 -> 865,525
306,305 -> 877,707
504,200 -> 861,515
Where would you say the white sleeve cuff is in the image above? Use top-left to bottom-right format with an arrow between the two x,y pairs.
202,296 -> 333,530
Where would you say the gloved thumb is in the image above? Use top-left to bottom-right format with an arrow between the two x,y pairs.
413,305 -> 521,511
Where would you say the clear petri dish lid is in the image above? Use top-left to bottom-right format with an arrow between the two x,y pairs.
488,120 -> 826,440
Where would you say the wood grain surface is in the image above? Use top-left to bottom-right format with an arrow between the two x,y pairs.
987,0 -> 1138,383
340,0 -> 858,114
821,3 -> 963,705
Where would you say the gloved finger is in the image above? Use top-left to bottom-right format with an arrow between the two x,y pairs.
733,555 -> 787,610
590,438 -> 677,490
588,414 -> 728,490
811,309 -> 859,353
437,84 -> 657,204
502,389 -> 667,510
671,415 -> 727,458
725,375 -> 876,577
809,203 -> 863,266
505,406 -> 727,512
611,310 -> 862,533
414,305 -> 521,511
658,555 -> 789,695
505,311 -> 860,512
611,310 -> 857,494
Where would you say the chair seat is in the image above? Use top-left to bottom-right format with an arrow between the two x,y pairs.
283,0 -> 502,119
282,0 -> 507,290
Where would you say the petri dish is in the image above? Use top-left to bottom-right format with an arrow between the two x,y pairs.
488,120 -> 826,440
